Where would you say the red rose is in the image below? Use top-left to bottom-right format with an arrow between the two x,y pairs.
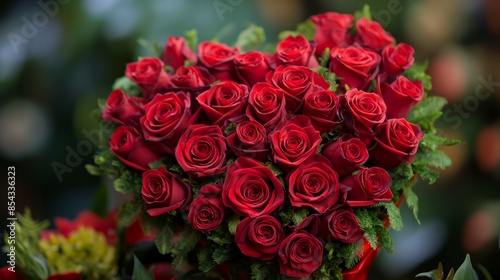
222,157 -> 284,217
268,65 -> 329,113
379,76 -> 424,119
355,18 -> 395,52
141,92 -> 192,151
234,51 -> 271,86
322,134 -> 369,177
188,184 -> 225,231
342,240 -> 379,280
302,88 -> 341,133
110,126 -> 162,171
269,116 -> 322,170
370,118 -> 424,169
226,120 -> 270,162
246,82 -> 288,132
162,36 -> 197,70
171,66 -> 211,88
198,41 -> 239,81
235,215 -> 284,261
382,43 -> 415,77
102,89 -> 144,126
142,166 -> 192,216
276,35 -> 318,68
0,267 -> 25,280
341,167 -> 393,207
310,12 -> 354,56
340,89 -> 387,145
125,57 -> 170,99
287,155 -> 340,213
196,81 -> 249,126
278,232 -> 323,278
320,204 -> 364,243
330,46 -> 381,91
175,124 -> 227,178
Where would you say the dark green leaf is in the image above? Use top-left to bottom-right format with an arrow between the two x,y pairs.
228,214 -> 240,235
155,222 -> 175,255
414,150 -> 452,169
91,185 -> 108,217
118,198 -> 142,229
383,202 -> 403,231
132,255 -> 154,280
420,134 -> 462,150
408,96 -> 447,131
415,262 -> 444,279
235,24 -> 266,51
453,254 -> 475,280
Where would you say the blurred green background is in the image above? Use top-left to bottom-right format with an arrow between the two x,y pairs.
1,0 -> 499,279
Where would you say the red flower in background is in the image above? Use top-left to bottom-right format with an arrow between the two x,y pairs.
162,36 -> 197,70
198,41 -> 239,81
355,18 -> 395,52
310,12 -> 354,56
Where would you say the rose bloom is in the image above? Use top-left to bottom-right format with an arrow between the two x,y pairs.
276,35 -> 318,67
379,75 -> 424,119
278,231 -> 323,278
310,12 -> 354,56
302,88 -> 341,133
246,82 -> 288,132
142,166 -> 192,216
382,43 -> 415,77
171,66 -> 211,88
287,155 -> 340,213
322,134 -> 369,177
196,81 -> 249,126
340,89 -> 387,145
188,184 -> 225,231
226,120 -> 270,162
234,51 -> 271,86
370,118 -> 424,169
355,18 -> 395,52
175,124 -> 227,178
125,57 -> 170,99
235,215 -> 284,261
162,36 -> 197,70
109,126 -> 161,171
320,204 -> 364,243
330,46 -> 381,91
267,65 -> 329,113
341,167 -> 393,207
198,41 -> 239,81
222,157 -> 284,217
102,89 -> 144,126
268,116 -> 322,170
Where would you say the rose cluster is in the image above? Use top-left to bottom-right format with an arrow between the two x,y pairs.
102,12 -> 424,279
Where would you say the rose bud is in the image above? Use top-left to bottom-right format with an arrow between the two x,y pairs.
320,204 -> 364,243
196,81 -> 249,126
379,76 -> 424,119
162,36 -> 197,70
226,120 -> 270,162
322,134 -> 369,177
355,18 -> 395,52
276,35 -> 319,68
109,126 -> 161,171
188,184 -> 225,231
341,167 -> 393,207
303,88 -> 341,134
370,118 -> 424,169
268,116 -> 322,170
267,65 -> 329,113
278,231 -> 323,278
339,89 -> 387,146
235,215 -> 284,261
381,43 -> 415,77
142,166 -> 192,216
287,155 -> 340,213
234,51 -> 271,86
175,124 -> 227,178
310,12 -> 354,56
198,41 -> 239,81
222,157 -> 284,217
125,57 -> 170,99
102,89 -> 144,126
246,82 -> 288,133
330,46 -> 381,91
171,66 -> 211,88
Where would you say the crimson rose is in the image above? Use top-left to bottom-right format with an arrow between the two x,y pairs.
235,51 -> 271,86
310,12 -> 354,56
382,43 -> 415,77
320,204 -> 364,243
302,88 -> 341,133
171,66 -> 210,88
246,82 -> 288,132
379,75 -> 424,119
322,134 -> 369,177
278,231 -> 323,278
125,57 -> 170,99
226,120 -> 270,162
222,157 -> 284,217
235,215 -> 284,261
188,184 -> 225,231
330,46 -> 381,91
162,36 -> 197,70
276,35 -> 318,68
341,167 -> 393,207
198,41 -> 239,81
102,89 -> 144,126
355,18 -> 395,52
142,166 -> 192,216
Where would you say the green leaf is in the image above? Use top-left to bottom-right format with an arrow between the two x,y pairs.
292,207 -> 309,226
377,225 -> 394,253
414,150 -> 452,169
132,255 -> 154,280
235,24 -> 266,51
112,76 -> 141,97
354,4 -> 372,21
212,245 -> 236,264
85,164 -> 101,176
420,134 -> 462,150
413,164 -> 440,184
228,214 -> 240,235
408,96 -> 447,132
453,254 -> 475,280
173,225 -> 200,257
197,245 -> 216,273
278,19 -> 315,41
476,264 -> 493,280
155,222 -> 175,255
319,48 -> 331,68
405,61 -> 432,91
251,262 -> 276,280
185,30 -> 198,52
118,198 -> 142,229
90,185 -> 108,217
264,162 -> 283,177
137,38 -> 162,57
416,262 -> 444,279
404,187 -> 420,224
383,202 -> 403,231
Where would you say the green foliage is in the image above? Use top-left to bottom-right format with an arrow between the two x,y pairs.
278,19 -> 315,41
354,4 -> 372,21
279,207 -> 309,226
416,263 -> 453,280
336,242 -> 362,269
405,62 -> 433,91
185,29 -> 198,52
382,202 -> 403,231
264,162 -> 283,177
132,255 -> 154,280
251,261 -> 277,280
454,254 -> 475,280
408,96 -> 447,133
118,198 -> 142,229
420,134 -> 462,150
114,168 -> 143,194
154,219 -> 176,255
212,244 -> 237,265
235,24 -> 266,51
414,150 -> 452,170
207,223 -> 234,245
224,122 -> 238,135
137,38 -> 162,57
112,76 -> 141,97
403,187 -> 420,224
228,214 -> 240,235
197,245 -> 216,273
355,208 -> 381,249
90,185 -> 108,217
